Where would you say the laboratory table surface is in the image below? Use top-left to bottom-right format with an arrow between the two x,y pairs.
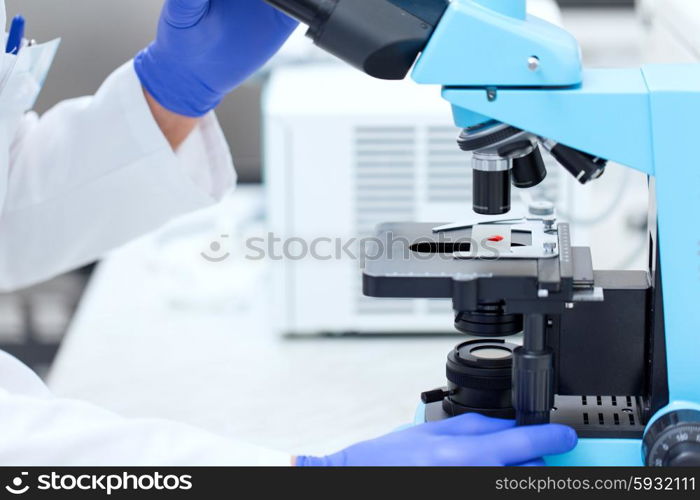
48,187 -> 456,457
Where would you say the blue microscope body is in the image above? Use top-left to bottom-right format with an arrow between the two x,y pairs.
411,0 -> 700,466
267,0 -> 700,466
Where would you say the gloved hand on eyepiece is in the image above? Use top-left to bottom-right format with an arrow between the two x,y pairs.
135,0 -> 298,117
297,413 -> 577,466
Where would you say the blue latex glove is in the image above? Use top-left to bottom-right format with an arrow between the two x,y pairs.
135,0 -> 298,117
297,413 -> 577,466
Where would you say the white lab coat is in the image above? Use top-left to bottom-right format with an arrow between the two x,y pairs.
0,4 -> 290,465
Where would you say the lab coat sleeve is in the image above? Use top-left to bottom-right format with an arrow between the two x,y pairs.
0,388 -> 291,466
0,62 -> 236,291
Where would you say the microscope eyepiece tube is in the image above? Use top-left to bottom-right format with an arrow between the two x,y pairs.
265,0 -> 336,37
264,0 -> 450,80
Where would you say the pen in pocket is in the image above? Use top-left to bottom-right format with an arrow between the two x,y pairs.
6,15 -> 25,55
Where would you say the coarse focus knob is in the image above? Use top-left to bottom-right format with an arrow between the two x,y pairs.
643,410 -> 700,466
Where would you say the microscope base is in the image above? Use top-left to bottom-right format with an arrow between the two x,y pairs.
544,438 -> 643,466
415,402 -> 644,466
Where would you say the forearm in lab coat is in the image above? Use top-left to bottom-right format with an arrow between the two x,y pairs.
0,388 -> 290,466
0,62 -> 236,291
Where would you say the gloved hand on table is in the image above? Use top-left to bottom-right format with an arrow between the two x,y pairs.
135,0 -> 298,117
297,413 -> 577,466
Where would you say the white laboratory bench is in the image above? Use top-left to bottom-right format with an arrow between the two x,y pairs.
47,187 -> 457,457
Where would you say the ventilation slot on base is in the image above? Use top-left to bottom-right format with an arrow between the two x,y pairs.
551,395 -> 645,439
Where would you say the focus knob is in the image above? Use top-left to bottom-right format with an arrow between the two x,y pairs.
666,442 -> 700,466
643,410 -> 700,466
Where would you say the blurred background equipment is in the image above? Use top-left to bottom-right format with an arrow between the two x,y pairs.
0,268 -> 91,377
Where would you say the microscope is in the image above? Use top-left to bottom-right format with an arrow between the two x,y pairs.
265,0 -> 700,466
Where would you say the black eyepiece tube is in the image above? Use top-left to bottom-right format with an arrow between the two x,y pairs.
264,0 -> 450,80
264,0 -> 332,27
